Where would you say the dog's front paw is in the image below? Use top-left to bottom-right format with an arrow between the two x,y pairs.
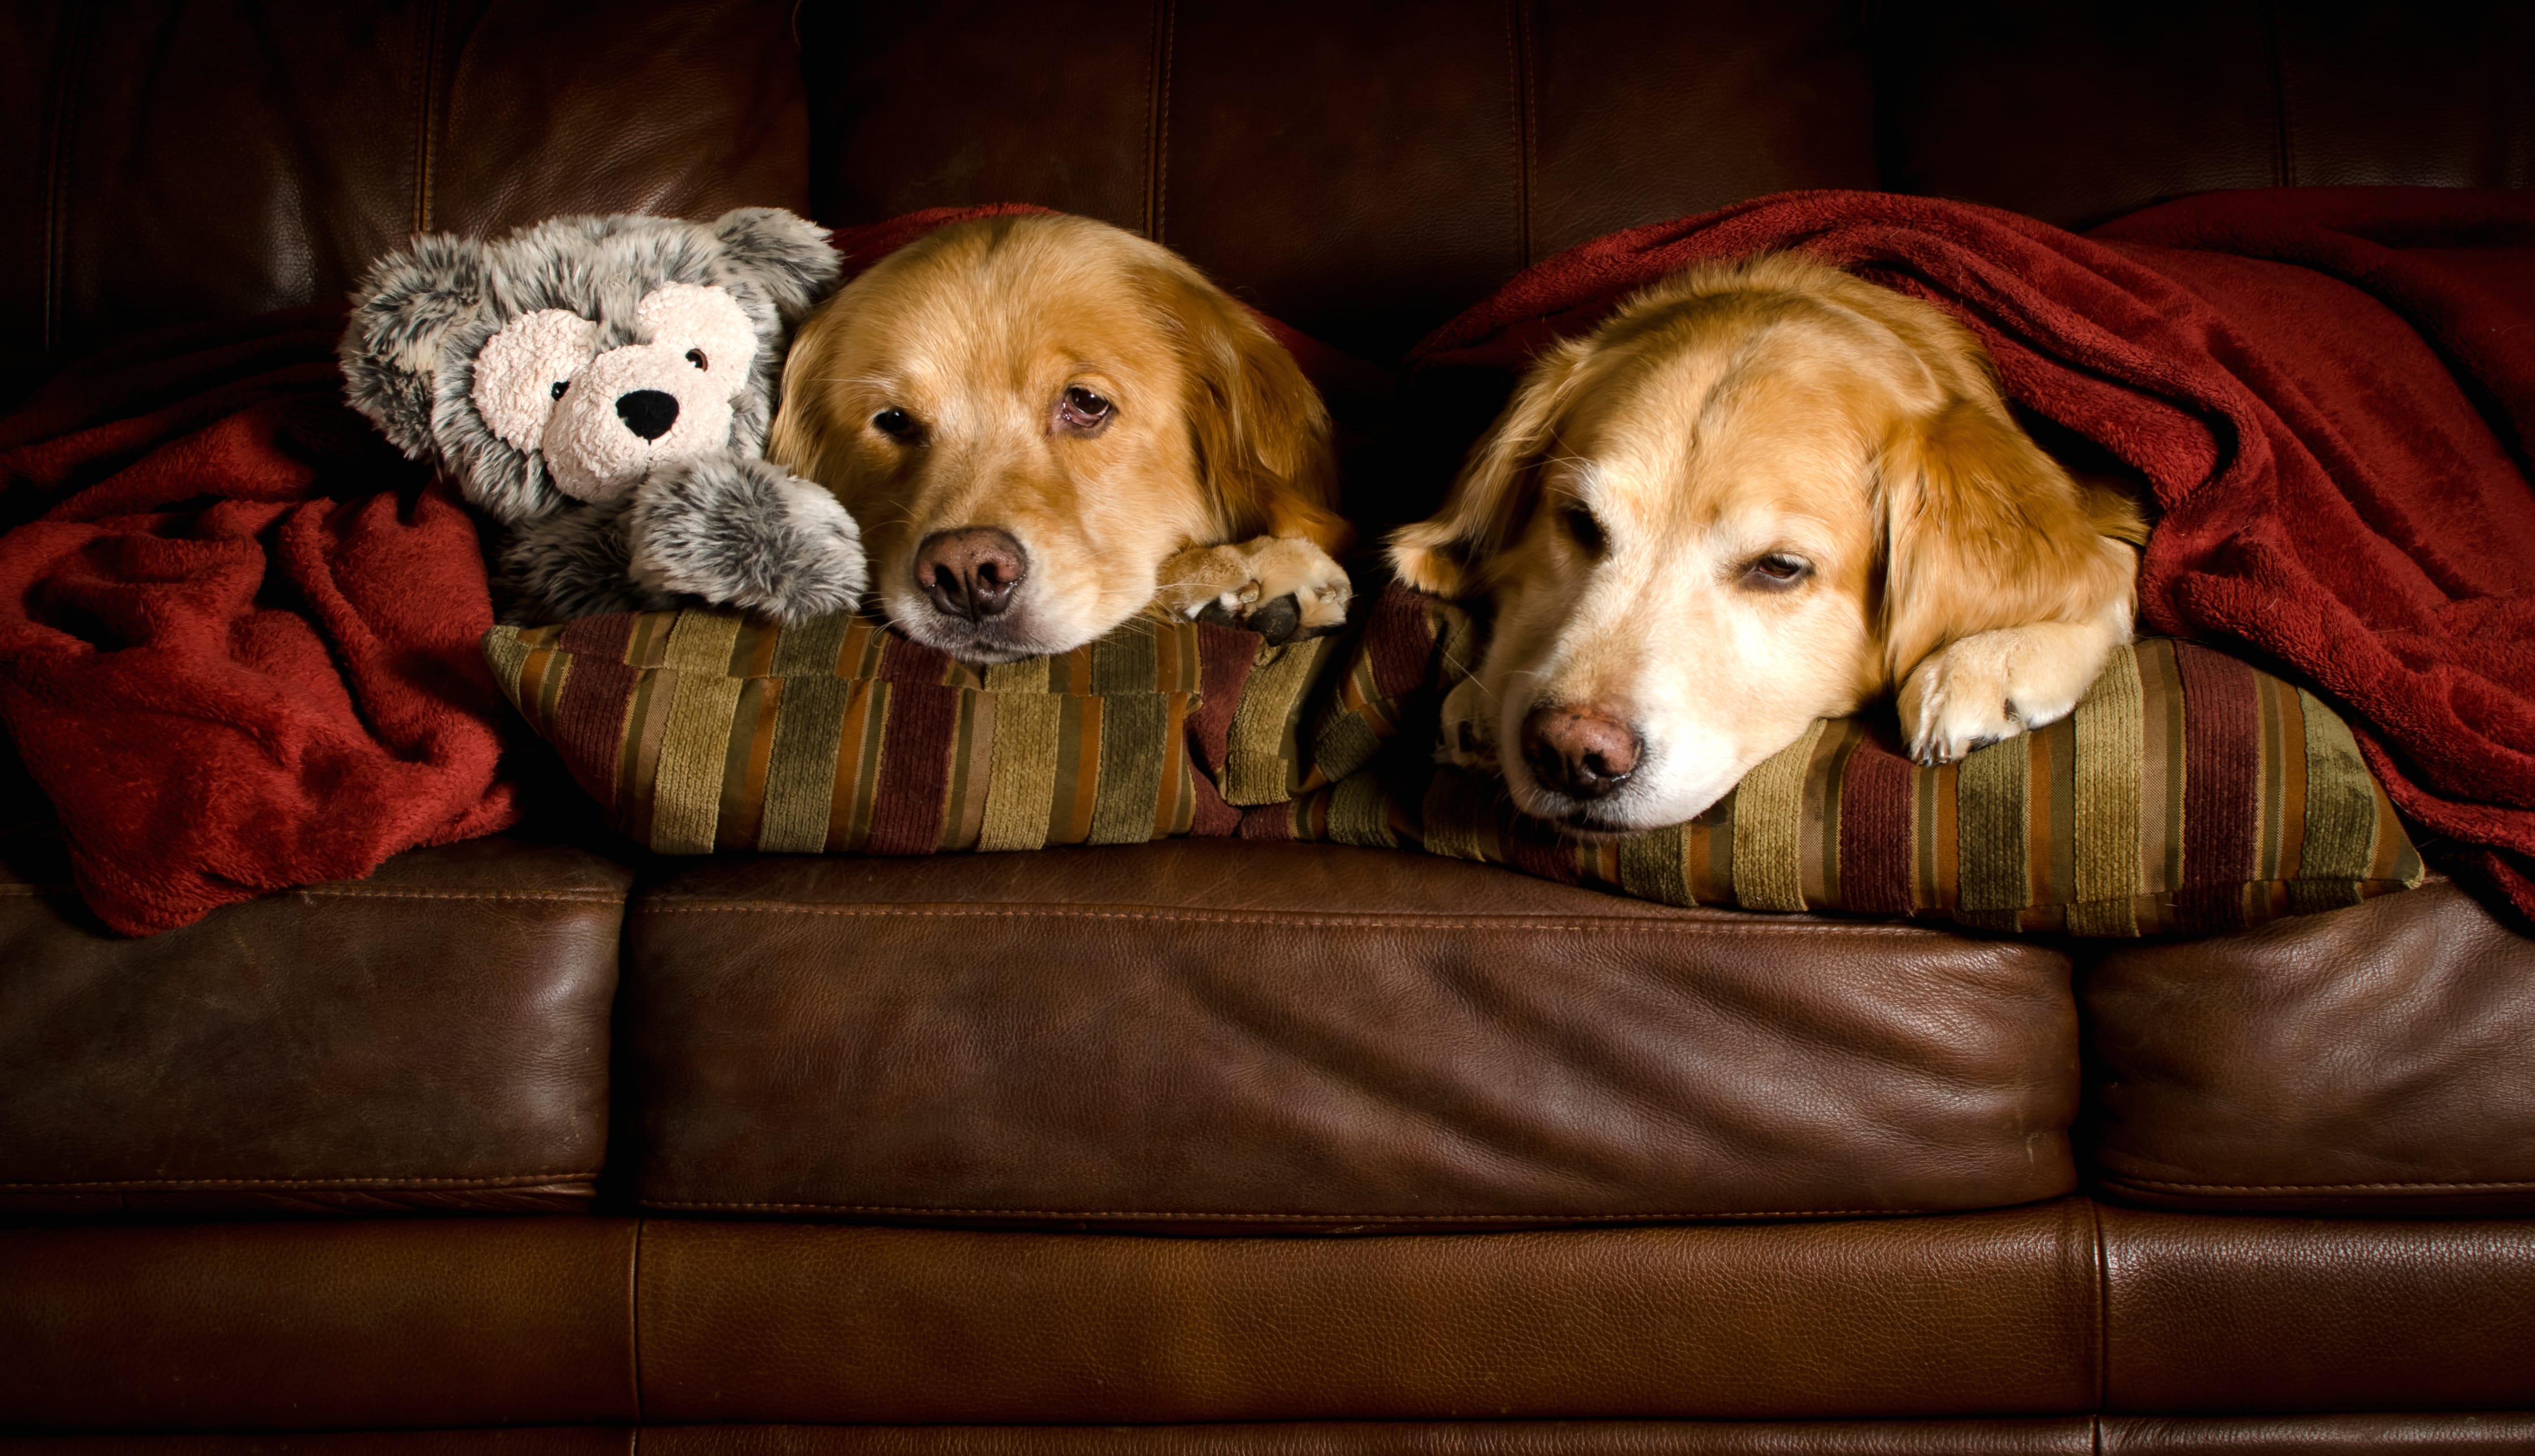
1155,536 -> 1352,646
1901,650 -> 2024,766
630,455 -> 868,622
1900,626 -> 2103,766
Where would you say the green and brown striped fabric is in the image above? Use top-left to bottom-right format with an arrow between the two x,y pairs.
486,586 -> 2420,935
482,606 -> 1331,854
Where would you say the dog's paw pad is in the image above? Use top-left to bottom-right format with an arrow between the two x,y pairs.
1247,594 -> 1302,645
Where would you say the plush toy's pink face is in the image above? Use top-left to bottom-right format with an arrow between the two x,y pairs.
470,282 -> 761,502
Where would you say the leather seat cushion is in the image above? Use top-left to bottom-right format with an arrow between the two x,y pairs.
624,840 -> 2079,1227
2085,874 -> 2535,1216
0,829 -> 630,1214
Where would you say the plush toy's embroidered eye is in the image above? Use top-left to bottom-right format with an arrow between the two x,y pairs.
471,308 -> 601,452
632,282 -> 756,397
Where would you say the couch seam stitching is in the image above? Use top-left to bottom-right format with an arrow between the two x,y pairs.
0,1172 -> 595,1189
636,1199 -> 1924,1220
2105,1175 -> 2535,1193
0,886 -> 625,904
1147,0 -> 1175,245
301,888 -> 627,903
2263,0 -> 2296,187
2089,1193 -> 2109,1414
1507,0 -> 1533,268
629,1217 -> 647,1424
411,0 -> 443,234
630,903 -> 1954,935
40,0 -> 89,358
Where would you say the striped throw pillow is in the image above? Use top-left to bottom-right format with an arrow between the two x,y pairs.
483,608 -> 1285,854
485,586 -> 2420,935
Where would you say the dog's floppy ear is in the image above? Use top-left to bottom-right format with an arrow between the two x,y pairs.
1149,267 -> 1348,554
709,207 -> 842,328
1385,338 -> 1592,598
1877,397 -> 2146,684
340,233 -> 494,458
765,298 -> 844,483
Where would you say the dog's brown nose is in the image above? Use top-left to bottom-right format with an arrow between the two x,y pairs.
1520,705 -> 1641,801
912,527 -> 1027,621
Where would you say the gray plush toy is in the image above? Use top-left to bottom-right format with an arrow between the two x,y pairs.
341,207 -> 867,624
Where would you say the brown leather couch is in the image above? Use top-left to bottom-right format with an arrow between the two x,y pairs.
6,3 -> 2535,1450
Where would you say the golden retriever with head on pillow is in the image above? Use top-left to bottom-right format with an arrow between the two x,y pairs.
769,213 -> 1353,663
1388,252 -> 2146,835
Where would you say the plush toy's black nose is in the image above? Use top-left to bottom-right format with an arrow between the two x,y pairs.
616,389 -> 679,441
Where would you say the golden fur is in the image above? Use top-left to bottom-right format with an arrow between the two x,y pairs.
770,213 -> 1351,662
1389,252 -> 2146,832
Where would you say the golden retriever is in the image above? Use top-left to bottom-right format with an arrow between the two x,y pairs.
769,213 -> 1353,663
1388,252 -> 2146,835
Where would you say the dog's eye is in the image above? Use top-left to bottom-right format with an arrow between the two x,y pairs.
550,380 -> 569,401
1743,552 -> 1813,589
685,349 -> 707,370
1057,385 -> 1113,432
872,407 -> 917,440
1560,504 -> 1606,558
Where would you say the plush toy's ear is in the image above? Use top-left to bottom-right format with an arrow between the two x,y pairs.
709,208 -> 843,328
1385,337 -> 1592,598
340,233 -> 495,459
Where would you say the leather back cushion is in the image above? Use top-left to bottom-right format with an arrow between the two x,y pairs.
3,0 -> 809,400
486,586 -> 2420,936
1880,1 -> 2535,230
18,1 -> 2523,400
800,0 -> 2533,362
798,1 -> 1877,364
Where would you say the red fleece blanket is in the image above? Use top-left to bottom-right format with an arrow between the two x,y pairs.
0,310 -> 520,934
1414,188 -> 2535,922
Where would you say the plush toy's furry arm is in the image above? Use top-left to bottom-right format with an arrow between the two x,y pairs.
495,500 -> 684,625
495,458 -> 866,626
627,454 -> 868,624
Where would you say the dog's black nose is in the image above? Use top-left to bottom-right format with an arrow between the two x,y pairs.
615,389 -> 679,441
1520,705 -> 1642,801
913,527 -> 1028,621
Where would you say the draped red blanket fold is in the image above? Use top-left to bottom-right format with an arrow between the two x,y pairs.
1412,187 -> 2535,921
0,308 -> 521,935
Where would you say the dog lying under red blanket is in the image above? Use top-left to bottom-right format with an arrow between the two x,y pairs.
2,189 -> 2529,933
1416,187 -> 2535,922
